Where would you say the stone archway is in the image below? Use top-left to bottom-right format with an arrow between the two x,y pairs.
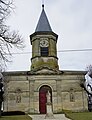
39,85 -> 52,114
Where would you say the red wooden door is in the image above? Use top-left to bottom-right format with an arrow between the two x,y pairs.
39,91 -> 47,114
39,85 -> 52,114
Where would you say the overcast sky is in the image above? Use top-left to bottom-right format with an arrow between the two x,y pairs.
6,0 -> 92,71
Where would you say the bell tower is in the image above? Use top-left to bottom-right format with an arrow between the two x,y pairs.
30,4 -> 59,72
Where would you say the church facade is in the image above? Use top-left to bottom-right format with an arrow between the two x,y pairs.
3,5 -> 87,113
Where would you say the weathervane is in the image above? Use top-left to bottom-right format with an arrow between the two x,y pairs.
42,0 -> 44,8
42,0 -> 44,5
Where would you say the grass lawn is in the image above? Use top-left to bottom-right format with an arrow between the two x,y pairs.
0,115 -> 32,120
66,112 -> 92,120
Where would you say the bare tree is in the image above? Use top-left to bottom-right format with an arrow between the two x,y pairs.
86,65 -> 92,78
84,65 -> 92,111
0,0 -> 24,68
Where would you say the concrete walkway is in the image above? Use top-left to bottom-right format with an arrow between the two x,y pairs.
29,114 -> 71,120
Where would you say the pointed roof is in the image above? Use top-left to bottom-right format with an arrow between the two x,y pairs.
35,5 -> 52,32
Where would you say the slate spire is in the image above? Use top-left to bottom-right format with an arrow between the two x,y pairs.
35,4 -> 52,32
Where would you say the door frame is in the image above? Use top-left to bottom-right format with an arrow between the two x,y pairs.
39,85 -> 52,114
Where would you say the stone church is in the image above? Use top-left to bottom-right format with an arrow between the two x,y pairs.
3,4 -> 87,114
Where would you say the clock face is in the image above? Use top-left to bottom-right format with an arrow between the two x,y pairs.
40,39 -> 49,47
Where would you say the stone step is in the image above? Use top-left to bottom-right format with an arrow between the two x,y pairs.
29,114 -> 71,120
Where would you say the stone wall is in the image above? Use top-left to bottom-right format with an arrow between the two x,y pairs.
3,70 -> 87,113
